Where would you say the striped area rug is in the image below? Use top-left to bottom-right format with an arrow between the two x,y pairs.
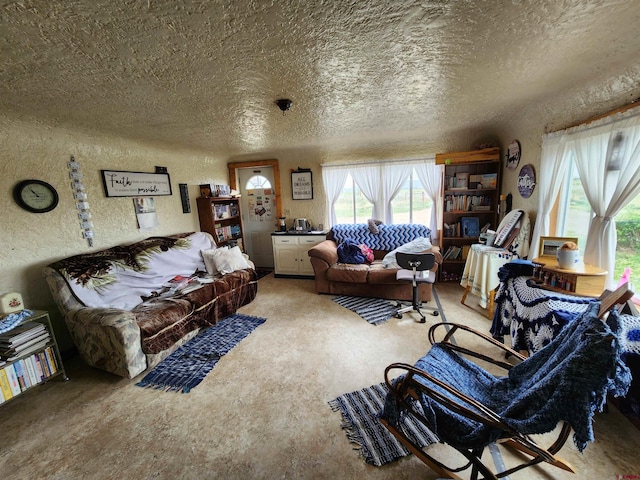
136,313 -> 266,393
332,295 -> 398,325
329,382 -> 437,466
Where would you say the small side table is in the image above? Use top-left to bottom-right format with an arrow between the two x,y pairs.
531,257 -> 607,297
460,244 -> 514,318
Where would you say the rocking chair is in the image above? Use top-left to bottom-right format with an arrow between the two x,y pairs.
380,287 -> 633,479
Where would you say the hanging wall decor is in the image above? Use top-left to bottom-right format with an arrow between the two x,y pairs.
101,170 -> 172,197
517,164 -> 536,198
291,168 -> 313,200
68,156 -> 95,247
506,140 -> 521,170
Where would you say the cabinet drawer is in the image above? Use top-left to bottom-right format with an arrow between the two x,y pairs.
299,237 -> 324,246
272,236 -> 297,245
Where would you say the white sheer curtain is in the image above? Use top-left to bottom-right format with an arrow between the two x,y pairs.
414,161 -> 443,241
321,165 -> 349,227
528,133 -> 571,259
381,163 -> 412,223
567,107 -> 640,286
351,166 -> 383,220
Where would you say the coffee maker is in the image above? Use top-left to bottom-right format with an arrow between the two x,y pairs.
278,217 -> 287,232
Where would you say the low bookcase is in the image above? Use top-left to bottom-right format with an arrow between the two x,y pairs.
0,310 -> 68,405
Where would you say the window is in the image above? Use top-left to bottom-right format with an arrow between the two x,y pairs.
557,159 -> 640,281
390,169 -> 433,225
244,175 -> 272,194
334,169 -> 433,225
334,174 -> 373,224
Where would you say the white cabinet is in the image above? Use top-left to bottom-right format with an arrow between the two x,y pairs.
272,234 -> 325,277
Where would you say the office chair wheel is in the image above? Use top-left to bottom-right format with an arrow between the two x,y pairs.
395,313 -> 403,319
432,311 -> 439,317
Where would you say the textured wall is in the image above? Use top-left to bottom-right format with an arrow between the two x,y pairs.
0,116 -> 230,311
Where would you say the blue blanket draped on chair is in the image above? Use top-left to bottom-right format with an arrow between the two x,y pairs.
384,303 -> 631,452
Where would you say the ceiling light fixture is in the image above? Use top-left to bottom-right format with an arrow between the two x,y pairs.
275,98 -> 293,114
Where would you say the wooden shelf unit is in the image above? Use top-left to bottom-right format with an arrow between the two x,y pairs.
196,196 -> 245,251
436,147 -> 501,283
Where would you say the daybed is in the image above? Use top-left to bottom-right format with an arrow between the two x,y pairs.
307,223 -> 441,301
44,232 -> 258,378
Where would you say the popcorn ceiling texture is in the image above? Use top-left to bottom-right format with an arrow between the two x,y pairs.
1,1 -> 639,312
1,1 -> 638,156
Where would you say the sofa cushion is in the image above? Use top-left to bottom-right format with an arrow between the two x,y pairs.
366,261 -> 400,284
133,268 -> 258,354
326,264 -> 369,283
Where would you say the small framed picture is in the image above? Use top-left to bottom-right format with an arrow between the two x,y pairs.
538,236 -> 578,259
291,170 -> 313,200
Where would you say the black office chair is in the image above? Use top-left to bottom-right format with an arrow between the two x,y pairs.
394,252 -> 439,323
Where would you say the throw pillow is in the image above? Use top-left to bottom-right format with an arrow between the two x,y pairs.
382,236 -> 433,268
368,218 -> 383,234
201,248 -> 220,275
212,246 -> 251,275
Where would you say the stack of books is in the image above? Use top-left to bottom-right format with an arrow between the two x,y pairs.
0,321 -> 50,363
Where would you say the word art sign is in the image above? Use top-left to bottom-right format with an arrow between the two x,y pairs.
101,170 -> 172,197
291,170 -> 313,200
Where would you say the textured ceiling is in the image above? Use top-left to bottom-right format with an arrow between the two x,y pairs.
1,0 -> 640,157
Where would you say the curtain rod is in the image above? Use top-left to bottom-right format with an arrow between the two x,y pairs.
549,99 -> 640,134
321,155 -> 435,168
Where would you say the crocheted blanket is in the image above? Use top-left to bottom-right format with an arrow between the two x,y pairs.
330,224 -> 431,252
490,272 -> 597,355
384,303 -> 631,452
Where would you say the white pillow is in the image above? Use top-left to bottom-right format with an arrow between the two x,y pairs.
212,246 -> 250,275
383,237 -> 433,268
201,248 -> 220,275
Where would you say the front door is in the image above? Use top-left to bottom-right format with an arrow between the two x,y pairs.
237,166 -> 276,268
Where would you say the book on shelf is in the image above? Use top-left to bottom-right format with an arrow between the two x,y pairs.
4,364 -> 21,396
443,245 -> 462,260
480,173 -> 498,189
0,368 -> 12,401
461,217 -> 480,238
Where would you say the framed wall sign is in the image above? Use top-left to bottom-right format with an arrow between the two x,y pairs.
101,170 -> 172,197
291,169 -> 313,200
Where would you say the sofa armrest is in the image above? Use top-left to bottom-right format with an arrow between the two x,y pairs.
308,239 -> 339,266
65,307 -> 147,378
429,246 -> 443,265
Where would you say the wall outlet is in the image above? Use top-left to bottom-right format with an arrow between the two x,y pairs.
284,209 -> 291,215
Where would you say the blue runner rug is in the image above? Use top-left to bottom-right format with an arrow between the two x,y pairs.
329,382 -> 437,466
136,313 -> 266,393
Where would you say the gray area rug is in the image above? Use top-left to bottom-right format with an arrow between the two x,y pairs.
332,296 -> 398,325
329,382 -> 437,466
333,286 -> 445,326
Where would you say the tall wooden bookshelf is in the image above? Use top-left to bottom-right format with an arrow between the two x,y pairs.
196,197 -> 245,251
436,147 -> 501,282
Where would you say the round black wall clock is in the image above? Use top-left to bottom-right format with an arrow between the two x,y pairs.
13,179 -> 59,213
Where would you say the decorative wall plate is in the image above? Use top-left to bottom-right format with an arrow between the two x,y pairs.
506,140 -> 521,170
517,164 -> 536,198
